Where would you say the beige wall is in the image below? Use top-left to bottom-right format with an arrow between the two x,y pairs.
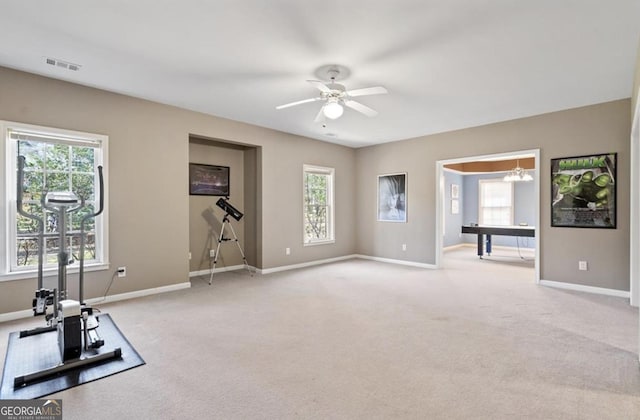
356,100 -> 631,291
0,65 -> 632,315
633,40 -> 640,114
243,146 -> 260,267
0,67 -> 356,313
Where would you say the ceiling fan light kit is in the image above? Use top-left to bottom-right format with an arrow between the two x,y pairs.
276,65 -> 388,122
323,100 -> 343,119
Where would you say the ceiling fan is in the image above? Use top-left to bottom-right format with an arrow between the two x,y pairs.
276,66 -> 388,122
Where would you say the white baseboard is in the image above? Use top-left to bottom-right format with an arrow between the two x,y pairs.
0,309 -> 34,323
86,282 -> 191,306
488,244 -> 536,252
447,243 -> 536,252
189,265 -> 247,278
354,254 -> 436,269
0,282 -> 192,323
540,279 -> 630,299
195,254 -> 436,275
443,243 -> 469,251
259,255 -> 357,274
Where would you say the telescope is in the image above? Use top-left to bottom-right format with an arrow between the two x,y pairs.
210,197 -> 250,283
216,198 -> 243,221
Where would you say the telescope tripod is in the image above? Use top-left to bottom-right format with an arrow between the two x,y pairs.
209,214 -> 252,284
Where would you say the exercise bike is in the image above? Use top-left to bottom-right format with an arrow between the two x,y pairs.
13,155 -> 121,388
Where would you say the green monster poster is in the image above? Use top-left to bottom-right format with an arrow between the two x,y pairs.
551,153 -> 616,228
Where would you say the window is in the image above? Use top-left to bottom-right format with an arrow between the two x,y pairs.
1,121 -> 108,280
479,179 -> 513,226
303,165 -> 335,245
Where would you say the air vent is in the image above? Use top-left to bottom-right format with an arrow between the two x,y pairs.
44,57 -> 81,71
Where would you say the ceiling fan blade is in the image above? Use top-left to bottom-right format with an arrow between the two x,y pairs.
276,97 -> 322,110
344,100 -> 378,117
346,86 -> 388,97
307,80 -> 332,93
313,106 -> 326,123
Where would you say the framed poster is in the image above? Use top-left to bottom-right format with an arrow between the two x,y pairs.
378,173 -> 407,222
189,163 -> 230,196
551,153 -> 616,228
451,199 -> 459,215
451,183 -> 459,199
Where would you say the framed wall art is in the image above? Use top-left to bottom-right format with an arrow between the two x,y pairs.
451,183 -> 459,199
551,153 -> 616,228
189,163 -> 230,196
451,199 -> 459,215
377,173 -> 407,222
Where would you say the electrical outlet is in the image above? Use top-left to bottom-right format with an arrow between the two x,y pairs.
117,266 -> 126,278
285,247 -> 291,255
402,244 -> 407,251
209,249 -> 216,258
188,252 -> 192,260
578,261 -> 588,271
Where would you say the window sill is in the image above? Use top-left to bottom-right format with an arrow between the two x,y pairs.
0,262 -> 111,282
303,240 -> 335,247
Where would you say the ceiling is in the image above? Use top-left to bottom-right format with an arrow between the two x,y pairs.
445,157 -> 535,173
1,1 -> 638,148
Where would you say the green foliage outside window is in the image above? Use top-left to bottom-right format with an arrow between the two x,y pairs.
304,172 -> 329,241
16,140 -> 97,267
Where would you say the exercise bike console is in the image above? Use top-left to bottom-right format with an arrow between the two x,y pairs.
44,191 -> 79,206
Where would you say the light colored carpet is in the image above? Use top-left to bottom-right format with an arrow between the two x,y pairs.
1,248 -> 638,419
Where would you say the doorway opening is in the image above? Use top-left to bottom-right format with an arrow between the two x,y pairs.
188,135 -> 262,284
435,149 -> 540,283
630,93 -> 640,308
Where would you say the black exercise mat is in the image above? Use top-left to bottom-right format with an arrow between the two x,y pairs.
0,313 -> 145,399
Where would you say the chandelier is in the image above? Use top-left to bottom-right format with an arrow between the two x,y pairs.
503,160 -> 533,182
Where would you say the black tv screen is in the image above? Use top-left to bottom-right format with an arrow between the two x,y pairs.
189,163 -> 230,196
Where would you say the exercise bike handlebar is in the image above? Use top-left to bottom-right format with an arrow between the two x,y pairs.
16,156 -> 45,223
17,156 -> 45,289
79,165 -> 104,304
79,166 -> 104,222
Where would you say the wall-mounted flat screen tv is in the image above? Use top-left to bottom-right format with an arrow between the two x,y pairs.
189,163 -> 230,196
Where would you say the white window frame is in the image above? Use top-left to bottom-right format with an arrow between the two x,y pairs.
303,164 -> 335,246
478,179 -> 514,226
1,120 -> 110,281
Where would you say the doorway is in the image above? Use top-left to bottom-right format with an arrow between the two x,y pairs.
630,94 -> 640,308
435,149 -> 540,283
188,135 -> 261,280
